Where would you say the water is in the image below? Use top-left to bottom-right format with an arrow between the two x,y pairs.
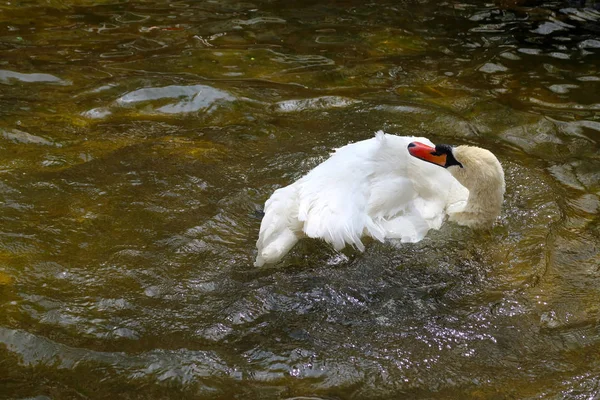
0,0 -> 599,398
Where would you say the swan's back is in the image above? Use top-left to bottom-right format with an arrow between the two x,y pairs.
255,132 -> 468,266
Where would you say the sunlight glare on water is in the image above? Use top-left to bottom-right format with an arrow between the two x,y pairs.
0,0 -> 600,398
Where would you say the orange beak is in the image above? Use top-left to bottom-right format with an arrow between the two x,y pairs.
407,142 -> 447,167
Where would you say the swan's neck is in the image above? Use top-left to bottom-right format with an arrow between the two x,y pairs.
452,172 -> 505,228
465,183 -> 503,220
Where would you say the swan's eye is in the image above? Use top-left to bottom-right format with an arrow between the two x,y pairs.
434,144 -> 453,155
435,144 -> 463,169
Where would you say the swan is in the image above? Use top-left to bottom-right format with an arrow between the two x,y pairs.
254,131 -> 505,266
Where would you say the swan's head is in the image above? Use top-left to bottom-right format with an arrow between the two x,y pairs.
408,141 -> 505,227
407,141 -> 505,194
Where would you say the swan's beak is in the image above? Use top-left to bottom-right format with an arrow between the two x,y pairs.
407,142 -> 447,167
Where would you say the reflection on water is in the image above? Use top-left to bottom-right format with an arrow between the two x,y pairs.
0,0 -> 599,398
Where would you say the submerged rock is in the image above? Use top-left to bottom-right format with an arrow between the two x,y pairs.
116,84 -> 235,114
81,107 -> 112,119
0,70 -> 67,85
479,63 -> 508,74
1,128 -> 57,146
273,96 -> 359,112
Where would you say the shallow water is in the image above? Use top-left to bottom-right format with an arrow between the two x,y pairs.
0,0 -> 599,398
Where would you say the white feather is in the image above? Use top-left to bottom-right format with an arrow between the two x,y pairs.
254,131 -> 470,266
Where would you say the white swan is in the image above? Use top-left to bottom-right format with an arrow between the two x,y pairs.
255,131 -> 505,266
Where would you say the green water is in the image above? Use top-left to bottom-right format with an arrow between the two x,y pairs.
1,0 -> 600,398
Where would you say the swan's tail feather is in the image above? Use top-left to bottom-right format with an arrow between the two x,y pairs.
254,228 -> 299,267
255,186 -> 301,266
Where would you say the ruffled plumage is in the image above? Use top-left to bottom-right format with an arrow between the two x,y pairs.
254,131 -> 469,266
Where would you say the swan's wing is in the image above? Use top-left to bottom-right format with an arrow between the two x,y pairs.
297,162 -> 373,251
296,138 -> 386,251
372,190 -> 448,243
390,176 -> 468,242
379,214 -> 431,243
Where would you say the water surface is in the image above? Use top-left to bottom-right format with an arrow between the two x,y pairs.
1,0 -> 600,398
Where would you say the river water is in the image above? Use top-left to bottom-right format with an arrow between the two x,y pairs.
0,0 -> 599,398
